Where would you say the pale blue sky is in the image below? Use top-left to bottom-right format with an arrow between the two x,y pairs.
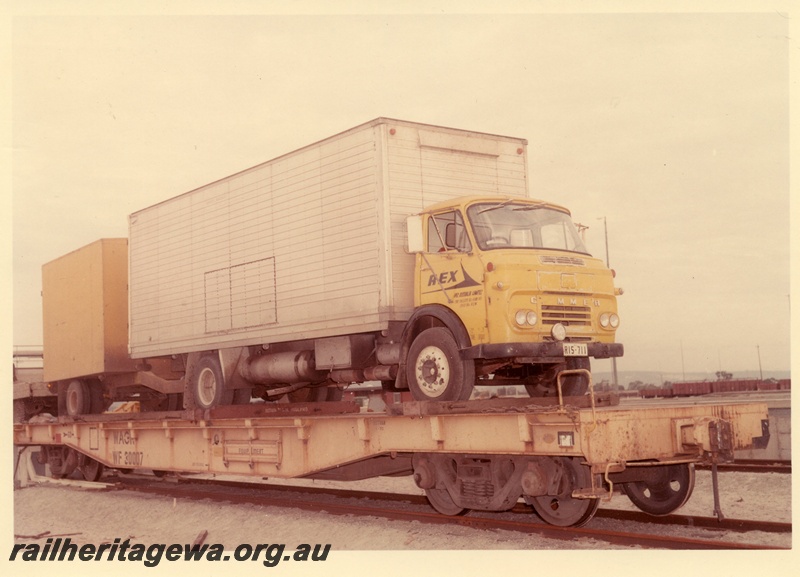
8,7 -> 792,378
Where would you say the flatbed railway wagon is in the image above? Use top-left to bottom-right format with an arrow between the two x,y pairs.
14,390 -> 770,527
42,118 -> 623,418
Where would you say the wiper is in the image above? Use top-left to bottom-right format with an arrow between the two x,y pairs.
477,199 -> 515,214
512,202 -> 548,211
478,200 -> 549,214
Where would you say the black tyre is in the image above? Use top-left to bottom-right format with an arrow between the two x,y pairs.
287,386 -> 343,403
88,381 -> 109,414
65,380 -> 91,416
525,357 -> 591,398
407,327 -> 474,401
232,387 -> 252,405
156,393 -> 184,412
191,355 -> 233,409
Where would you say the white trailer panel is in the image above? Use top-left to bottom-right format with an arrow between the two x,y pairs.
129,119 -> 528,357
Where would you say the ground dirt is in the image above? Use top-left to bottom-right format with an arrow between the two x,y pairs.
10,463 -> 795,576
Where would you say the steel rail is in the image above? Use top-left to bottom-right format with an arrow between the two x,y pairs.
148,476 -> 791,535
112,476 -> 789,550
695,460 -> 791,475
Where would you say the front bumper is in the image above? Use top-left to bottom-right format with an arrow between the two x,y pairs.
461,341 -> 624,361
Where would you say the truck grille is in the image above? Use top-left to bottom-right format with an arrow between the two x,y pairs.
541,305 -> 591,326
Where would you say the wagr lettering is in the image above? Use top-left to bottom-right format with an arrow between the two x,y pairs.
113,431 -> 135,445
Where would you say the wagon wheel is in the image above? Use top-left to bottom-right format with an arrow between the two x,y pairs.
79,454 -> 105,482
528,457 -> 599,527
425,488 -> 467,516
48,447 -> 79,479
622,463 -> 695,516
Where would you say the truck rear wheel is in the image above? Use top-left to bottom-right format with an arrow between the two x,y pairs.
407,327 -> 474,401
525,357 -> 590,398
59,379 -> 107,416
191,355 -> 234,409
287,386 -> 343,403
65,380 -> 91,416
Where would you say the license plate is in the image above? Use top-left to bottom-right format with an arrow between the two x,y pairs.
563,343 -> 588,357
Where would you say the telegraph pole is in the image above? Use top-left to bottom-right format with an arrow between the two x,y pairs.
600,216 -> 619,388
756,345 -> 763,380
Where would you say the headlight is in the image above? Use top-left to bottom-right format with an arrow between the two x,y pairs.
551,323 -> 567,341
515,310 -> 538,327
599,312 -> 620,329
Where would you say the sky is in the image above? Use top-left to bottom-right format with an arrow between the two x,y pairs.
4,2 -> 795,382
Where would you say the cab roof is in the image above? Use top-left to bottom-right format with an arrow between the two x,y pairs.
419,195 -> 572,215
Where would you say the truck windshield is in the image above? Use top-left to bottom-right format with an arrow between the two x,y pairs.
467,202 -> 589,254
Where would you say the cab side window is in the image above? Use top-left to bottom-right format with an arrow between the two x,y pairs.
427,211 -> 471,253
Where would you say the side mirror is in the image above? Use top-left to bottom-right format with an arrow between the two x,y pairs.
406,215 -> 424,253
445,223 -> 456,248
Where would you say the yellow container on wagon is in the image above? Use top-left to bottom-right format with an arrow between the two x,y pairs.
42,238 -> 136,382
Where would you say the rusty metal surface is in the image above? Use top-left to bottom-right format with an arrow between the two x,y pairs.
386,393 -> 620,416
14,400 -> 770,481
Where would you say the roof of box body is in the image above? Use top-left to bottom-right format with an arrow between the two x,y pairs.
129,118 -> 528,217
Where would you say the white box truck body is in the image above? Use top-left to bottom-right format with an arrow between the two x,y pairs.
128,118 -> 528,357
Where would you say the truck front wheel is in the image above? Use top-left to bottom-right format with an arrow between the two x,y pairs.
191,355 -> 234,409
407,328 -> 474,401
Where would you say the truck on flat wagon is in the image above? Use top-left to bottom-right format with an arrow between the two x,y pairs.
42,118 -> 623,414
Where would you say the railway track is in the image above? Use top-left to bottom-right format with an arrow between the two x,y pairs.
696,459 -> 791,474
107,474 -> 790,550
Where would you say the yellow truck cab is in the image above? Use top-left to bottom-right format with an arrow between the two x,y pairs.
402,195 -> 623,401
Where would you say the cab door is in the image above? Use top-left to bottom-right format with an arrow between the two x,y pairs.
418,210 -> 486,343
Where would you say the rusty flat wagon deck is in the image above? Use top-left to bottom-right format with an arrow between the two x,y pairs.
14,396 -> 769,526
14,396 -> 770,478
